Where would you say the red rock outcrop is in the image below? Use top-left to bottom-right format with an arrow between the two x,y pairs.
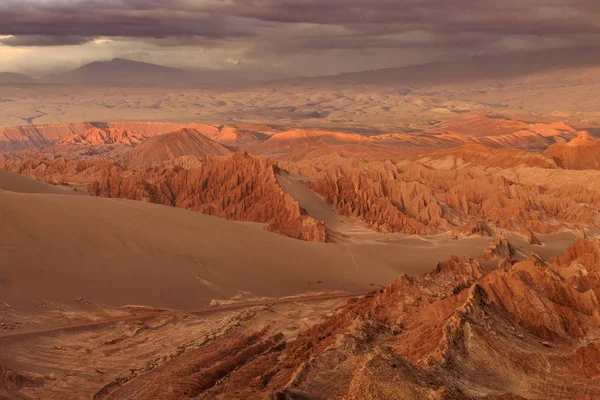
58,127 -> 144,146
0,122 -> 263,152
89,152 -> 331,242
1,150 -> 332,242
481,233 -> 517,268
0,123 -> 98,151
543,134 -> 600,170
98,240 -> 600,399
250,129 -> 372,156
306,169 -> 449,234
202,125 -> 269,147
416,143 -> 559,170
0,152 -> 117,187
451,220 -> 492,238
432,114 -> 577,149
285,147 -> 600,236
246,116 -> 579,161
3,120 -> 600,239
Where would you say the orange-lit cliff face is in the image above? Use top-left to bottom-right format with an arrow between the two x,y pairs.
89,152 -> 331,242
92,240 -> 600,399
2,116 -> 600,241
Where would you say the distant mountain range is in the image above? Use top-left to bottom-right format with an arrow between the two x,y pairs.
0,58 -> 287,88
2,47 -> 600,88
300,47 -> 600,86
44,58 -> 187,87
42,58 -> 285,88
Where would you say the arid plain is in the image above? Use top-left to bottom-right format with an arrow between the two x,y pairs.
2,53 -> 600,399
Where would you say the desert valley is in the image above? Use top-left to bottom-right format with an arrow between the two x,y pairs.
3,1 -> 600,399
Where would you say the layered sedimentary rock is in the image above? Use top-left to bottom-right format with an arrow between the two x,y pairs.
98,239 -> 600,399
0,122 -> 268,152
0,114 -> 578,158
58,127 -> 144,146
0,123 -> 98,152
415,144 -> 560,170
250,116 -> 580,161
250,129 -> 372,156
202,125 -> 270,147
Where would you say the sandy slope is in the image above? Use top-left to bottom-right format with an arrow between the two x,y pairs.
0,186 -> 496,310
0,169 -> 77,195
276,171 -> 382,237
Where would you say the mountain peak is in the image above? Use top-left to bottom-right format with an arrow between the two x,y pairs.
80,57 -> 181,71
45,57 -> 186,87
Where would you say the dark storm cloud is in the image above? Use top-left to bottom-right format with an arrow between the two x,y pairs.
0,0 -> 599,57
226,0 -> 600,35
0,0 -> 262,42
0,35 -> 93,47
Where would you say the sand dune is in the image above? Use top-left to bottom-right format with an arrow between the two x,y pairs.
0,169 -> 77,195
0,188 -> 495,310
276,171 -> 374,237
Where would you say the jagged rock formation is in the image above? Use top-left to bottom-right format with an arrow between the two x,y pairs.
2,119 -> 599,238
283,145 -> 600,236
1,151 -> 331,242
482,233 -> 517,268
0,152 -> 116,187
96,240 -> 600,399
306,167 -> 449,234
58,127 -> 144,146
6,137 -> 600,238
451,220 -> 493,239
89,152 -> 331,242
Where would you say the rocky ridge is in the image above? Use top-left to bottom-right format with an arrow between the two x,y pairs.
97,239 -> 600,399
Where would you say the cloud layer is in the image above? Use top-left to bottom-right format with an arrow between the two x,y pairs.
0,0 -> 599,75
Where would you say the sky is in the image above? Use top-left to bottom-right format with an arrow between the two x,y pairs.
0,0 -> 599,77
